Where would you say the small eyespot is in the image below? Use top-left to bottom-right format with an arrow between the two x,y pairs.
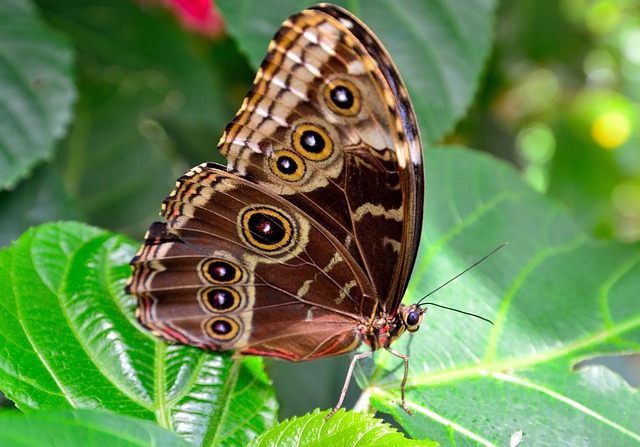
292,123 -> 333,161
268,149 -> 306,181
205,317 -> 239,341
200,287 -> 241,313
201,259 -> 242,284
240,206 -> 294,252
324,79 -> 360,116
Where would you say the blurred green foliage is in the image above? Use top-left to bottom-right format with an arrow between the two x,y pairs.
453,0 -> 640,242
3,0 -> 639,247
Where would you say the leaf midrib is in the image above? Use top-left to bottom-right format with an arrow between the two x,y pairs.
389,311 -> 640,389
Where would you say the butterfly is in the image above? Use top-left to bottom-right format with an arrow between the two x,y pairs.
126,3 -> 424,418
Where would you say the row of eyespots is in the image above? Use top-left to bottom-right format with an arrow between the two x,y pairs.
200,80 -> 363,341
269,123 -> 334,182
198,258 -> 244,341
269,79 -> 360,181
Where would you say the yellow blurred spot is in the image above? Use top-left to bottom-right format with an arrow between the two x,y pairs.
591,111 -> 631,149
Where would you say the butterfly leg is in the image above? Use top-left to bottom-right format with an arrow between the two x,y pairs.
325,349 -> 374,420
384,346 -> 413,415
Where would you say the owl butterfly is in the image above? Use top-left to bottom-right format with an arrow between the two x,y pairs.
126,3 -> 424,418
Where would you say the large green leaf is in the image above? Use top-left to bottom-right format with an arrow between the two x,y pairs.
0,222 -> 277,447
36,0 -> 242,233
0,409 -> 191,447
357,148 -> 640,446
217,0 -> 497,144
0,0 -> 75,189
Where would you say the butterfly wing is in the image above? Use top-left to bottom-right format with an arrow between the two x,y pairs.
128,5 -> 424,361
218,5 -> 424,313
128,163 -> 378,360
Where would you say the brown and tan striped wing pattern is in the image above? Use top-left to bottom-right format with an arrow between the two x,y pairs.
218,4 -> 423,313
127,4 -> 424,362
128,163 -> 378,360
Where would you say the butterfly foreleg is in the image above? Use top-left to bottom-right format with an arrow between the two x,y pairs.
325,349 -> 375,420
384,346 -> 413,415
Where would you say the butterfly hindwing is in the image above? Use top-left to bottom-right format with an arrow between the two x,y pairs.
129,163 -> 378,360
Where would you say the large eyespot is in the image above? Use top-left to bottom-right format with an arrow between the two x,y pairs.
324,79 -> 360,116
199,287 -> 241,313
200,258 -> 242,284
292,123 -> 334,161
239,206 -> 294,252
268,149 -> 306,181
205,317 -> 240,341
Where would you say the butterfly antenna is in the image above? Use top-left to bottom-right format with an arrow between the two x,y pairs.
417,302 -> 494,325
415,242 -> 508,313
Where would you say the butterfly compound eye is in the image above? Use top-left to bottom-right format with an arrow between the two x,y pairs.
405,308 -> 425,332
407,311 -> 421,327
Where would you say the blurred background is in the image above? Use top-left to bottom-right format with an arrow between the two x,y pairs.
456,0 -> 640,244
1,0 -> 639,417
2,0 -> 640,247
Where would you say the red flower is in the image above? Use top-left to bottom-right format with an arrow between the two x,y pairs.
140,0 -> 225,37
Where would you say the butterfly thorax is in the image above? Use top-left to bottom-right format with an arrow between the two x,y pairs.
361,304 -> 425,350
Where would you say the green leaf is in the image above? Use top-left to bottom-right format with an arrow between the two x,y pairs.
0,409 -> 191,447
247,409 -> 438,447
217,0 -> 497,144
0,0 -> 76,189
357,148 -> 640,446
0,161 -> 80,248
27,0 -> 250,239
62,80 -> 178,237
0,222 -> 277,447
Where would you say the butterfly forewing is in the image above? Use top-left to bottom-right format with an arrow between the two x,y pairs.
217,5 -> 423,312
310,4 -> 424,311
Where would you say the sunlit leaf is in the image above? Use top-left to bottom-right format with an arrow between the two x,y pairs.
248,409 -> 437,447
358,148 -> 640,446
0,410 -> 191,447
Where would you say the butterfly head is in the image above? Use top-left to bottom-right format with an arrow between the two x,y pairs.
397,303 -> 426,333
373,304 -> 425,349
